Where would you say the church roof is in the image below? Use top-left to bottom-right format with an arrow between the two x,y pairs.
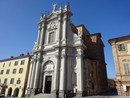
71,23 -> 78,34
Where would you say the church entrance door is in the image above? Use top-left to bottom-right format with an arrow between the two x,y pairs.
44,76 -> 52,93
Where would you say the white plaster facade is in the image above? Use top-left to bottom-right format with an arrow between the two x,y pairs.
25,3 -> 107,98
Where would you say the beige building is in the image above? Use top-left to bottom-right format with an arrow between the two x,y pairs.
0,54 -> 30,97
109,35 -> 130,96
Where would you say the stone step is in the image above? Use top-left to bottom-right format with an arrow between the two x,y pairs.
30,94 -> 52,98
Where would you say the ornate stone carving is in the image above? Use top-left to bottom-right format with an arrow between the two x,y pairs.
48,22 -> 57,31
43,61 -> 55,72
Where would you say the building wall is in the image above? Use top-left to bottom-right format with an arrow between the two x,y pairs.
26,4 -> 108,98
109,36 -> 130,96
83,59 -> 100,95
108,78 -> 116,90
0,55 -> 30,97
82,31 -> 108,94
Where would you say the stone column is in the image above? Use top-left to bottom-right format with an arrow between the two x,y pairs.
56,17 -> 62,45
33,54 -> 41,94
39,24 -> 45,49
38,69 -> 43,93
52,51 -> 60,98
37,25 -> 41,46
67,51 -> 72,90
62,17 -> 67,45
76,48 -> 83,98
59,49 -> 66,98
30,56 -> 37,94
26,58 -> 34,95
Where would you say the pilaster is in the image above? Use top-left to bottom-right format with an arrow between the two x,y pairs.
61,17 -> 67,45
112,42 -> 121,76
67,49 -> 72,90
26,58 -> 33,89
53,50 -> 60,91
38,70 -> 43,93
59,48 -> 66,98
30,56 -> 37,89
33,53 -> 41,94
76,48 -> 83,92
37,25 -> 42,46
39,22 -> 46,49
56,16 -> 62,46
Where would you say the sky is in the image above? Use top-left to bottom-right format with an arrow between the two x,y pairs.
0,0 -> 130,78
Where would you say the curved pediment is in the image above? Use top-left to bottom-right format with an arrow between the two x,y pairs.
43,61 -> 55,72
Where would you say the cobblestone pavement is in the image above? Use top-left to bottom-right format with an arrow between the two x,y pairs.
83,96 -> 130,98
82,90 -> 129,98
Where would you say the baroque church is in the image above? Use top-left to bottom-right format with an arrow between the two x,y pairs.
26,3 -> 108,98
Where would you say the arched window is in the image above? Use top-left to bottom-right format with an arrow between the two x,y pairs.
7,87 -> 12,97
13,88 -> 19,97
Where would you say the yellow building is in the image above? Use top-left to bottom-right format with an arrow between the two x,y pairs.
0,54 -> 30,97
109,35 -> 130,96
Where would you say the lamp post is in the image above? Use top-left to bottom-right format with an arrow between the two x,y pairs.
0,83 -> 7,95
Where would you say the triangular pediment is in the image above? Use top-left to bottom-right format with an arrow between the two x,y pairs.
47,12 -> 58,20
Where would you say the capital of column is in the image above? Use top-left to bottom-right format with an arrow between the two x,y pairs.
61,54 -> 66,58
30,58 -> 34,63
58,17 -> 62,21
37,57 -> 42,62
63,16 -> 68,20
55,54 -> 59,58
38,25 -> 42,30
38,23 -> 42,29
33,56 -> 37,61
41,23 -> 45,28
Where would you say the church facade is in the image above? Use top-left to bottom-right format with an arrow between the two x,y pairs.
26,3 -> 108,98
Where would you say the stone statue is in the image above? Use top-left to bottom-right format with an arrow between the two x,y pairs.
52,3 -> 57,12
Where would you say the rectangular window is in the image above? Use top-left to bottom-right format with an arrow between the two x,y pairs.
6,69 -> 10,74
12,69 -> 17,74
14,61 -> 18,66
10,78 -> 14,84
4,78 -> 7,84
20,60 -> 25,65
19,68 -> 23,73
118,44 -> 125,51
17,78 -> 21,84
127,86 -> 130,92
9,62 -> 11,67
48,32 -> 55,44
3,63 -> 5,67
1,70 -> 4,74
123,63 -> 130,75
